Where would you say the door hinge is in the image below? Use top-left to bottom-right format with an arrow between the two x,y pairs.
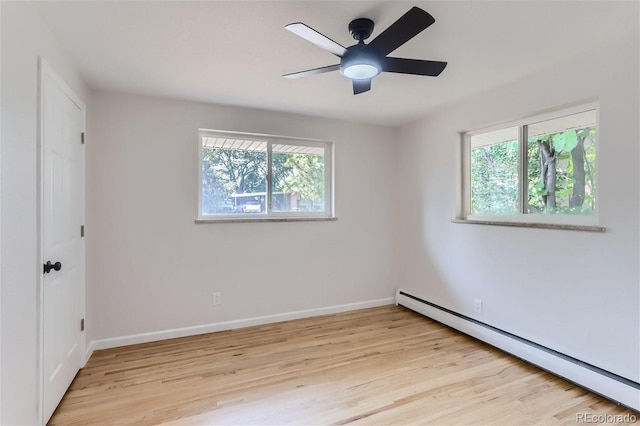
80,318 -> 85,332
81,225 -> 85,238
81,132 -> 85,145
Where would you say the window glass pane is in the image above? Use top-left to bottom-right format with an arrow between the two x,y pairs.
271,144 -> 325,213
201,136 -> 267,215
526,110 -> 596,215
470,127 -> 519,215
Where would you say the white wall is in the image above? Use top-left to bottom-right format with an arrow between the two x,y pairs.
397,34 -> 640,382
86,91 -> 399,343
0,2 -> 89,424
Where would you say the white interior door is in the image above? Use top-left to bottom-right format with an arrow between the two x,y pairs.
41,63 -> 85,424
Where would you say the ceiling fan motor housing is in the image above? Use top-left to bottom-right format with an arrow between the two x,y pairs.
349,18 -> 374,41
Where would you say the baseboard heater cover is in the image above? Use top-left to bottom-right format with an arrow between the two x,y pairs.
395,289 -> 640,412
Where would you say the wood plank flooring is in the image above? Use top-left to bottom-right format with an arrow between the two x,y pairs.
49,306 -> 637,425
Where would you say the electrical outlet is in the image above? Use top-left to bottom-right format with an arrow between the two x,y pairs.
474,299 -> 482,314
213,292 -> 222,306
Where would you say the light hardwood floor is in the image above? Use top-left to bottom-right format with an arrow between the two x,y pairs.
49,306 -> 637,425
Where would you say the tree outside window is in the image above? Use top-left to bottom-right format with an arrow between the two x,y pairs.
465,107 -> 597,223
199,132 -> 331,218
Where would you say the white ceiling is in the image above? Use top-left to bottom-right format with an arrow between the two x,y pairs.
33,1 -> 637,127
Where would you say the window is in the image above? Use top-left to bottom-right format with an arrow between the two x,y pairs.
198,130 -> 333,220
462,104 -> 598,226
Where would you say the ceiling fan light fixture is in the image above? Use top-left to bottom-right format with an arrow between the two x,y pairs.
342,63 -> 380,80
340,50 -> 381,80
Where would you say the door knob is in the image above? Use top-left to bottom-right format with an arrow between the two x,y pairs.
43,261 -> 62,274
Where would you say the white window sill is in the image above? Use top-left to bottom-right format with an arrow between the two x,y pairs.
452,219 -> 605,232
195,216 -> 338,224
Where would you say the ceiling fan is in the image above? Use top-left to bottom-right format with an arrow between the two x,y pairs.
283,6 -> 447,95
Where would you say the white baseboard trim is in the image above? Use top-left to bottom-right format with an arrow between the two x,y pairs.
83,342 -> 94,367
89,297 -> 395,352
396,289 -> 640,412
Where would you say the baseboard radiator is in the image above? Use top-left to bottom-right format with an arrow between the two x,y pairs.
395,289 -> 640,412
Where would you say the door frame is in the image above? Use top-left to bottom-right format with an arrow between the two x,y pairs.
37,57 -> 87,425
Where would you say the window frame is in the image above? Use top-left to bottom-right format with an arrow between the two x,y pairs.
459,102 -> 599,227
197,129 -> 334,222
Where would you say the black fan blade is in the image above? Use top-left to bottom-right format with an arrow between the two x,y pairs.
382,57 -> 447,76
285,23 -> 347,57
365,7 -> 435,57
353,79 -> 371,95
283,64 -> 340,79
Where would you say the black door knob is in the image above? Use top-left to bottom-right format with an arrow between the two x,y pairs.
43,261 -> 62,274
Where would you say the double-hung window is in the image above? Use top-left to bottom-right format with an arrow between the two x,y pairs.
461,103 -> 598,227
198,129 -> 333,220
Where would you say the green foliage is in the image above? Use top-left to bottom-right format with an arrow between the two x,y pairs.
273,152 -> 325,207
202,146 -> 325,214
527,127 -> 596,215
530,182 -> 548,197
202,147 -> 266,213
470,140 -> 518,215
471,116 -> 596,218
551,130 -> 578,152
